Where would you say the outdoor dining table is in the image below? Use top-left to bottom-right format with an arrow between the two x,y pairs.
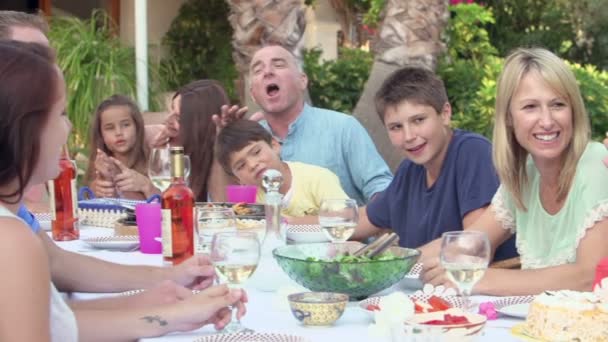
54,225 -> 522,341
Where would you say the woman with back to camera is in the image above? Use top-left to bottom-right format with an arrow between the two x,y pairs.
0,40 -> 247,342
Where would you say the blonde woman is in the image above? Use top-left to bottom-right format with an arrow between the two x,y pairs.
422,47 -> 608,296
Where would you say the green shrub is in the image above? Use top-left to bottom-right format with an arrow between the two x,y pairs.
570,62 -> 608,140
303,47 -> 373,114
49,10 -> 137,149
160,0 -> 237,99
442,3 -> 608,140
439,4 -> 499,137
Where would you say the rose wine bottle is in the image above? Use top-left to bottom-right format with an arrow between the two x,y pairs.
49,145 -> 79,241
161,146 -> 194,265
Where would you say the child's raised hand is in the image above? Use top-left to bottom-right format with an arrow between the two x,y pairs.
111,157 -> 155,196
94,149 -> 115,179
91,174 -> 117,198
211,104 -> 250,136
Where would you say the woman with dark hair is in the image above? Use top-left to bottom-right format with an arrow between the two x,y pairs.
0,41 -> 247,342
162,79 -> 235,201
0,39 -> 75,342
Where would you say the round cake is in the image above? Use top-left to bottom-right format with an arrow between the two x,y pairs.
523,290 -> 608,341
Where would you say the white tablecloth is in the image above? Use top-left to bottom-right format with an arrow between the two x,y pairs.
54,226 -> 521,341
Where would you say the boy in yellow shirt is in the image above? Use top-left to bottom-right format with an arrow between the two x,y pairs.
216,120 -> 349,224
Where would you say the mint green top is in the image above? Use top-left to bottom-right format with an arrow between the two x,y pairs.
492,142 -> 608,269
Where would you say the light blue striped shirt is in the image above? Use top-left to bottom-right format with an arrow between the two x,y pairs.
260,104 -> 393,204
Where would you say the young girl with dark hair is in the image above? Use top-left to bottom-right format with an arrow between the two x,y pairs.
85,94 -> 158,200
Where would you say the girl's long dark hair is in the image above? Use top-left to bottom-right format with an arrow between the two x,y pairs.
177,80 -> 229,201
0,41 -> 57,203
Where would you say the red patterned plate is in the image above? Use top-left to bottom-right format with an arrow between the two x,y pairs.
193,332 -> 309,342
406,262 -> 422,277
359,293 -> 466,318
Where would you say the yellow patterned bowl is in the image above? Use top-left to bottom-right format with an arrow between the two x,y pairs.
287,292 -> 348,326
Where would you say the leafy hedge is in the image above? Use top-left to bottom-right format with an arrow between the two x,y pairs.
160,0 -> 237,99
441,4 -> 608,140
303,47 -> 373,114
302,3 -> 608,140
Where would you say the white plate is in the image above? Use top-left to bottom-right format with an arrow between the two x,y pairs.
193,332 -> 309,342
82,236 -> 140,251
286,224 -> 329,244
496,303 -> 530,319
493,295 -> 534,319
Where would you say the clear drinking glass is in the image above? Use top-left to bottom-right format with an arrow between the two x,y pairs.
148,146 -> 191,192
318,198 -> 359,242
440,231 -> 491,309
196,207 -> 237,254
210,231 -> 261,333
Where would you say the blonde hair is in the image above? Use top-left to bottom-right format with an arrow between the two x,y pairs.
493,48 -> 590,210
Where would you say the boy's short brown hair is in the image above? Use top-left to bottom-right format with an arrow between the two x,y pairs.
216,120 -> 273,175
374,66 -> 449,122
0,11 -> 48,39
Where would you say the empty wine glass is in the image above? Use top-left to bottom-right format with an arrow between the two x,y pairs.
318,198 -> 358,242
196,207 -> 237,254
440,231 -> 491,309
210,231 -> 261,333
148,146 -> 190,192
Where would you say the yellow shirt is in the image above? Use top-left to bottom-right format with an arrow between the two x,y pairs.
256,161 -> 349,217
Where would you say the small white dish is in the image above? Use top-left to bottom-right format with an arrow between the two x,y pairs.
82,235 -> 140,251
286,224 -> 329,244
492,295 -> 535,319
496,303 -> 530,319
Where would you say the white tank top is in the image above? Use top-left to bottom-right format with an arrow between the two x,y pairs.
0,206 -> 78,342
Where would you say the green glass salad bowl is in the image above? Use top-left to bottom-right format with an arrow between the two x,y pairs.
273,242 -> 420,300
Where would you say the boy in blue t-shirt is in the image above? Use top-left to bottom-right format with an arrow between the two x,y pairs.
352,67 -> 517,262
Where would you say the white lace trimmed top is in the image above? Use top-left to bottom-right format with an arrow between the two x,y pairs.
0,206 -> 78,341
491,142 -> 608,269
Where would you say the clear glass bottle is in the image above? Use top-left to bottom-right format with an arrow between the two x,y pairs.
262,169 -> 284,241
49,145 -> 79,241
161,146 -> 194,265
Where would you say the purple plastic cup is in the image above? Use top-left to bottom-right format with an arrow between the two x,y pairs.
226,185 -> 257,204
135,203 -> 162,254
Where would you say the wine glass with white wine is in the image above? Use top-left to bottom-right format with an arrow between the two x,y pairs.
210,231 -> 260,333
148,146 -> 191,192
318,198 -> 359,243
440,231 -> 491,310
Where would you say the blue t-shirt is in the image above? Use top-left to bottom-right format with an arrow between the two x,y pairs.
259,104 -> 393,205
17,203 -> 41,233
367,129 -> 517,261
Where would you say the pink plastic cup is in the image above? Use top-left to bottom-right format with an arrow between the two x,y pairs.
226,185 -> 257,204
135,203 -> 162,254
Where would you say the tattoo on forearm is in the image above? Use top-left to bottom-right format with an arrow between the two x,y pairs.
140,315 -> 168,326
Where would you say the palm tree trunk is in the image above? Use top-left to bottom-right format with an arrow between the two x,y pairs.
226,0 -> 307,107
353,0 -> 449,171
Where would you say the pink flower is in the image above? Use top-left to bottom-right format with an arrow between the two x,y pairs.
478,302 -> 498,320
450,0 -> 475,4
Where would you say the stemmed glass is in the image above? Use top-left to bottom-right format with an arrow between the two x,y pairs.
318,198 -> 359,243
148,146 -> 191,192
196,207 -> 237,254
210,231 -> 261,333
440,231 -> 491,309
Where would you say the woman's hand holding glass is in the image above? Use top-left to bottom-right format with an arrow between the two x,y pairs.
209,231 -> 260,333
318,198 -> 359,242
